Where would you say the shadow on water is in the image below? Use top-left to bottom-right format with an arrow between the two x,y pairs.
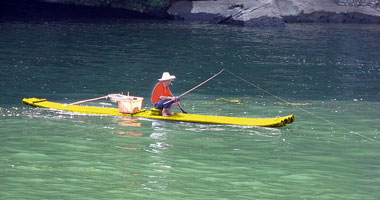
0,0 -> 160,21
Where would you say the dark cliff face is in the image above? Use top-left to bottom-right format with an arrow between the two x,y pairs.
0,0 -> 171,19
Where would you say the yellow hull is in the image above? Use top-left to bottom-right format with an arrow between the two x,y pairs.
22,98 -> 294,127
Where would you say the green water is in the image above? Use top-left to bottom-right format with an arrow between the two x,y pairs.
1,19 -> 380,199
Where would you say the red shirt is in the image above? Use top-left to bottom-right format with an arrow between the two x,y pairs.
151,82 -> 172,104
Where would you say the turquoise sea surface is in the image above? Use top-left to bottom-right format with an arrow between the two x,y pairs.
1,19 -> 380,199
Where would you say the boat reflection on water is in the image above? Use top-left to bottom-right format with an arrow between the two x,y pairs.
114,117 -> 143,150
112,116 -> 173,191
116,116 -> 142,128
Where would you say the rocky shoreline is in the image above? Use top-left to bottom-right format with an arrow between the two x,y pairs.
168,0 -> 380,27
1,0 -> 380,27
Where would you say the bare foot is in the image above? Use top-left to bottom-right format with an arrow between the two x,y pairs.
162,109 -> 173,117
162,110 -> 170,117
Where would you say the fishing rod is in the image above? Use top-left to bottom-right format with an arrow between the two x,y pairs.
164,69 -> 225,105
179,69 -> 225,98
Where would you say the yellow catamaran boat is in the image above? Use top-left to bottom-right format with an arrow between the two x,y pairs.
22,97 -> 294,127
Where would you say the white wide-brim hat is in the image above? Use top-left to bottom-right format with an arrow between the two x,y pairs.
158,72 -> 176,81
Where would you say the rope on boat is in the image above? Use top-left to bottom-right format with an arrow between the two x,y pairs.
223,69 -> 380,144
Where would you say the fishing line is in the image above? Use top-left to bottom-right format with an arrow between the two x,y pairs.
222,69 -> 380,144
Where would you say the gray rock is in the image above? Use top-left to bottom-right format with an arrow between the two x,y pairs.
167,1 -> 223,23
168,0 -> 285,27
276,0 -> 380,24
167,0 -> 380,27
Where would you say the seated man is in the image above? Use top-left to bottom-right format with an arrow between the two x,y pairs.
151,72 -> 185,117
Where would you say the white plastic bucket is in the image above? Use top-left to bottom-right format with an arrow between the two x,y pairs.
117,96 -> 144,114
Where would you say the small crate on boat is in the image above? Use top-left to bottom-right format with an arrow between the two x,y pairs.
117,96 -> 144,114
